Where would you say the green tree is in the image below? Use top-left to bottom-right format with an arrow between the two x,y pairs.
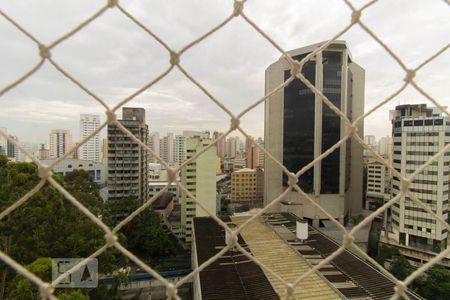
415,266 -> 450,300
0,158 -> 119,296
6,257 -> 52,300
389,255 -> 413,280
104,197 -> 175,259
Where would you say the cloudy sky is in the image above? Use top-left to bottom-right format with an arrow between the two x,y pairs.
1,0 -> 449,145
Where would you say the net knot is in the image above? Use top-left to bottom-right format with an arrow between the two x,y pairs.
39,283 -> 54,299
226,230 -> 238,247
345,124 -> 357,136
233,0 -> 244,17
351,10 -> 361,23
400,178 -> 411,194
230,117 -> 240,130
38,166 -> 52,180
404,69 -> 416,83
343,233 -> 355,247
285,283 -> 294,296
287,172 -> 298,188
394,282 -> 406,296
38,44 -> 51,59
166,283 -> 177,299
167,168 -> 177,183
107,0 -> 118,8
290,62 -> 301,77
170,51 -> 180,65
104,232 -> 118,247
106,110 -> 117,124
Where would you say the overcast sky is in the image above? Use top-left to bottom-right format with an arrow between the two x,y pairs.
1,0 -> 449,145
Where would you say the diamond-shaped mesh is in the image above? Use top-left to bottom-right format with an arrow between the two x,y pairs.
0,1 -> 449,299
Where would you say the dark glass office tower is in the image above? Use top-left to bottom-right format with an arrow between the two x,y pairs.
265,41 -> 365,226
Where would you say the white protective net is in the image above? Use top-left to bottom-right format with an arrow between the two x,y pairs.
0,0 -> 449,299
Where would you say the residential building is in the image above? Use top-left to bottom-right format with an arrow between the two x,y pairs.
107,107 -> 149,202
380,104 -> 450,267
17,142 -> 40,162
231,168 -> 257,203
101,138 -> 108,159
225,136 -> 238,158
49,129 -> 73,158
245,136 -> 262,169
174,135 -> 186,164
366,159 -> 390,210
378,136 -> 393,158
192,212 -> 421,300
79,114 -> 101,162
37,144 -> 50,160
180,137 -> 216,244
183,130 -> 209,139
364,135 -> 376,146
149,132 -> 160,163
159,133 -> 174,164
7,135 -> 19,160
41,158 -> 106,185
233,157 -> 246,171
264,41 -> 365,226
0,127 -> 7,156
213,131 -> 226,158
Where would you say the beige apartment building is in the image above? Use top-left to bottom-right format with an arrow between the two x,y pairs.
49,129 -> 73,158
264,41 -> 365,226
180,137 -> 216,244
231,167 -> 264,207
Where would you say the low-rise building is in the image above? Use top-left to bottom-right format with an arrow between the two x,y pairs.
192,212 -> 422,300
41,158 -> 106,185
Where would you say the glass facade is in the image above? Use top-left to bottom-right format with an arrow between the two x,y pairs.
321,52 -> 342,194
282,61 -> 315,192
282,51 -> 349,195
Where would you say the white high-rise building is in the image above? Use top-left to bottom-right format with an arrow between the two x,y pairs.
226,136 -> 238,158
79,114 -> 101,162
160,133 -> 174,163
149,132 -> 160,163
264,41 -> 365,226
0,127 -> 8,156
180,137 -> 216,244
381,104 -> 449,264
378,136 -> 393,157
49,129 -> 73,158
174,135 -> 186,164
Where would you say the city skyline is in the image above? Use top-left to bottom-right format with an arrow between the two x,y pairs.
1,0 -> 448,144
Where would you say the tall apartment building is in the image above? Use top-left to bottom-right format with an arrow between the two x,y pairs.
149,132 -> 160,163
378,136 -> 393,158
381,104 -> 449,262
7,135 -> 19,160
213,131 -> 226,159
79,114 -> 101,162
366,160 -> 390,210
160,133 -> 174,163
226,136 -> 238,158
0,127 -> 7,156
264,41 -> 365,226
108,107 -> 149,202
49,129 -> 73,158
174,135 -> 186,164
180,137 -> 216,244
245,137 -> 263,169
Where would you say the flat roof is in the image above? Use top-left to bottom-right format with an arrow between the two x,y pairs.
264,213 -> 422,300
193,217 -> 278,300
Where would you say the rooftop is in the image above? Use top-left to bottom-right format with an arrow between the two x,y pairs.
193,212 -> 423,300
